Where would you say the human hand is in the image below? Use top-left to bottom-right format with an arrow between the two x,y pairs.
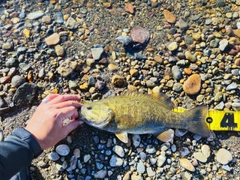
25,94 -> 82,150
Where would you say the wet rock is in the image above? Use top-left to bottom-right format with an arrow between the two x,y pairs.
183,74 -> 201,95
13,83 -> 37,106
130,26 -> 150,44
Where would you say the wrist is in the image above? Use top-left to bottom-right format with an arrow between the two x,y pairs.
12,128 -> 43,158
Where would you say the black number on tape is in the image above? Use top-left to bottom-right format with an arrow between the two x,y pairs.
220,113 -> 237,130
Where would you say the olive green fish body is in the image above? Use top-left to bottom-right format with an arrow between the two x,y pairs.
80,93 -> 211,141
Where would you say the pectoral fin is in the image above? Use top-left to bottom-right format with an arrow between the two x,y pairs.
115,132 -> 129,143
156,129 -> 174,143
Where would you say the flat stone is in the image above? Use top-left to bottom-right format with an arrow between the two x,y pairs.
201,145 -> 211,158
48,152 -> 60,161
110,155 -> 123,167
130,26 -> 150,44
163,10 -> 176,23
66,17 -> 79,29
183,74 -> 201,95
167,42 -> 178,51
112,145 -> 125,157
193,152 -> 207,163
57,60 -> 77,77
55,45 -> 64,56
219,39 -> 228,51
176,19 -> 188,30
11,75 -> 26,88
45,33 -> 60,46
56,144 -> 70,156
94,170 -> 107,179
91,47 -> 104,60
179,158 -> 195,172
116,35 -> 132,46
137,160 -> 145,174
216,148 -> 232,165
27,10 -> 44,20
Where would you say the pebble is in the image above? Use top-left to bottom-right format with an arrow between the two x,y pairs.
167,42 -> 178,51
11,75 -> 26,88
193,152 -> 207,163
116,35 -> 132,46
48,152 -> 60,161
185,51 -> 196,62
111,75 -> 125,87
219,39 -> 229,51
137,160 -> 145,174
130,26 -> 150,44
179,158 -> 195,172
84,154 -> 91,163
45,33 -> 60,46
113,145 -> 125,157
183,74 -> 201,95
216,148 -> 233,165
27,10 -> 44,20
56,144 -> 70,156
132,134 -> 141,147
110,155 -> 123,167
172,65 -> 182,80
94,170 -> 107,179
146,145 -> 156,154
201,145 -> 211,158
163,10 -> 176,23
91,47 -> 104,60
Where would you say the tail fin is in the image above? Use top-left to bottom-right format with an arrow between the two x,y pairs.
183,106 -> 211,137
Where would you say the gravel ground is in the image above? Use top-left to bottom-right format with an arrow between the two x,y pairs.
0,0 -> 240,179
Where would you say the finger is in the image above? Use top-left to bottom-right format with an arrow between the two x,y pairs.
63,120 -> 81,137
41,94 -> 59,104
49,94 -> 81,104
54,101 -> 82,109
56,106 -> 80,123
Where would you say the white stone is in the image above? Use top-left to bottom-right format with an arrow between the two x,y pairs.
146,167 -> 155,177
216,148 -> 232,165
137,160 -> 145,174
110,155 -> 123,167
113,145 -> 125,157
193,152 -> 207,163
56,144 -> 70,156
201,144 -> 211,158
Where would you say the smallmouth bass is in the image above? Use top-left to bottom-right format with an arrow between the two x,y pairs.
80,93 -> 211,143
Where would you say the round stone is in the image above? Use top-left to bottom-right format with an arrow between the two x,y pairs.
183,74 -> 201,95
167,42 -> 178,51
216,148 -> 232,165
201,144 -> 211,158
113,145 -> 125,157
56,144 -> 70,156
163,10 -> 176,23
48,152 -> 60,161
130,26 -> 150,44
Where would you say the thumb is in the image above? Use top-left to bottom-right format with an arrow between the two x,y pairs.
63,120 -> 81,136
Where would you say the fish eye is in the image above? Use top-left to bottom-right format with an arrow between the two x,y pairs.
87,105 -> 92,110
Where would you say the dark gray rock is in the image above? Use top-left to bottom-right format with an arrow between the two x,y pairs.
13,83 -> 37,106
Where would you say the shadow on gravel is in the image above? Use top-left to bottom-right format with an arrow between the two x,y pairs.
30,165 -> 45,180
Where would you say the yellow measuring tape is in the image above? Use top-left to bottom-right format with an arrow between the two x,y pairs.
173,108 -> 240,131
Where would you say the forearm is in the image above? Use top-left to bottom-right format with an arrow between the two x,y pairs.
0,128 -> 43,180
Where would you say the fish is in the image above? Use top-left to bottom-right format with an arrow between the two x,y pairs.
79,93 -> 211,143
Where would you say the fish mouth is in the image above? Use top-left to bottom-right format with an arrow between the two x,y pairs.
80,112 -> 110,128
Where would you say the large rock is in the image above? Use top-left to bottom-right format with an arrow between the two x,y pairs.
13,83 -> 37,106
